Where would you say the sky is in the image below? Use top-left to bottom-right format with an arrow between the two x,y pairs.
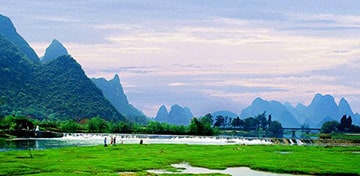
1,0 -> 360,117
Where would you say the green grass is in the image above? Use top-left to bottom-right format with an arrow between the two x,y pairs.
0,144 -> 359,175
332,133 -> 360,140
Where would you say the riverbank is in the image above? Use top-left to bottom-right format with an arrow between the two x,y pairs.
2,133 -> 360,152
0,144 -> 359,175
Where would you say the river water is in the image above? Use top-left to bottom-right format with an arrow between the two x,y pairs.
147,162 -> 307,176
1,133 -> 275,151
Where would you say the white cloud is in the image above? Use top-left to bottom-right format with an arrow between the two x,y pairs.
288,13 -> 360,27
168,82 -> 191,87
8,1 -> 360,116
34,16 -> 81,23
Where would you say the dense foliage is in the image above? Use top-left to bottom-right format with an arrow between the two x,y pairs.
321,115 -> 360,133
0,112 -> 286,138
213,112 -> 283,137
0,35 -> 125,121
0,115 -> 216,136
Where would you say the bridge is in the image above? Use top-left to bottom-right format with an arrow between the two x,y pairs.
282,128 -> 321,138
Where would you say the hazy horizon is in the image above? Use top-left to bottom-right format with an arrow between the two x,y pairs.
1,0 -> 360,117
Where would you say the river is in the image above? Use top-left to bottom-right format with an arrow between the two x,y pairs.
0,133 -> 277,151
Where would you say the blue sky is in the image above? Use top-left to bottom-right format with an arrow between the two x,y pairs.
1,0 -> 360,117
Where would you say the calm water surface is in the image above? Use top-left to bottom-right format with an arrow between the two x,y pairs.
147,162 -> 309,176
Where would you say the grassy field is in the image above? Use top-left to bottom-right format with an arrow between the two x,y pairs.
0,144 -> 359,175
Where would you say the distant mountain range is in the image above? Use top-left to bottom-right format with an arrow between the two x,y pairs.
154,105 -> 193,125
214,93 -> 360,128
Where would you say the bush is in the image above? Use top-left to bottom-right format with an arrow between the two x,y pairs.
321,121 -> 339,134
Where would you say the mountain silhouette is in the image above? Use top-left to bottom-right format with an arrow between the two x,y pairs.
240,97 -> 300,127
154,105 -> 168,123
154,104 -> 193,125
92,74 -> 148,124
41,39 -> 68,63
306,93 -> 339,125
212,111 -> 238,119
0,14 -> 39,63
338,98 -> 353,116
243,93 -> 360,128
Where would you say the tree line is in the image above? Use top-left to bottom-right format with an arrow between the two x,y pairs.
211,112 -> 283,137
321,115 -> 360,133
0,115 -> 215,137
0,112 -> 284,137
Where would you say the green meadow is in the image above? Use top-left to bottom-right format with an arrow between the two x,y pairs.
0,144 -> 359,176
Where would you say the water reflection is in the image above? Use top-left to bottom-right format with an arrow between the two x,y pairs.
147,162 -> 304,176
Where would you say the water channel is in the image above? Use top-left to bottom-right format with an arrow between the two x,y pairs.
0,133 -> 315,152
147,162 -> 308,176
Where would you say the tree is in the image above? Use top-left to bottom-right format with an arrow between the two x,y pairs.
214,115 -> 225,127
244,117 -> 258,131
189,118 -> 202,135
339,115 -> 347,131
255,112 -> 268,130
231,117 -> 244,128
12,117 -> 35,131
267,121 -> 283,137
60,120 -> 80,132
338,115 -> 352,132
189,116 -> 214,135
147,121 -> 164,134
87,116 -> 108,133
267,114 -> 272,124
118,122 -> 133,133
199,115 -> 214,135
346,116 -> 352,129
201,113 -> 213,125
321,120 -> 339,134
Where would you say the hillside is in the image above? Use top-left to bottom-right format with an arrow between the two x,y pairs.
0,14 -> 39,63
0,15 -> 126,121
92,75 -> 148,124
34,55 -> 126,121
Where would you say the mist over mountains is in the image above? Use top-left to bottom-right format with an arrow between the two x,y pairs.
221,93 -> 360,128
240,97 -> 301,127
153,93 -> 360,127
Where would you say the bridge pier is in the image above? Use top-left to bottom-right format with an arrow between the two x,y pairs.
291,130 -> 296,138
